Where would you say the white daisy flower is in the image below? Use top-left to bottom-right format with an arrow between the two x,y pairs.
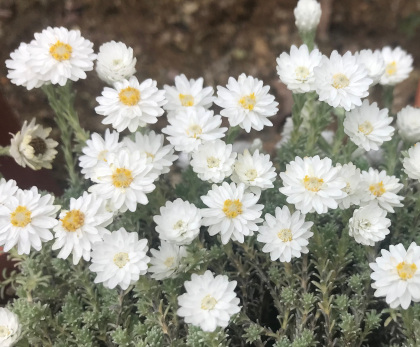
349,201 -> 391,246
370,242 -> 420,309
96,41 -> 136,85
9,118 -> 58,170
52,192 -> 113,265
89,227 -> 150,290
354,49 -> 385,86
294,0 -> 322,33
88,148 -> 156,213
201,182 -> 263,244
190,140 -> 236,183
314,51 -> 372,111
215,73 -> 279,133
276,44 -> 322,93
257,206 -> 313,262
360,168 -> 404,213
148,241 -> 187,280
231,149 -> 276,194
0,307 -> 21,346
379,46 -> 413,86
403,143 -> 420,180
177,270 -> 240,332
0,179 -> 18,206
343,100 -> 394,151
396,106 -> 420,143
28,26 -> 95,86
0,187 -> 59,255
79,129 -> 123,180
162,107 -> 227,154
95,76 -> 166,132
335,163 -> 367,209
279,156 -> 346,214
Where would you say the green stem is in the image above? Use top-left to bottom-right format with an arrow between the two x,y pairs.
300,30 -> 316,51
225,125 -> 241,145
289,93 -> 307,145
0,146 -> 11,156
383,85 -> 394,115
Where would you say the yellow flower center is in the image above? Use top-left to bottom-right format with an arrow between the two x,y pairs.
145,152 -> 155,160
29,137 -> 47,156
186,124 -> 203,139
222,199 -> 243,219
10,205 -> 32,227
207,156 -> 220,168
113,252 -> 130,268
201,294 -> 217,310
369,181 -> 386,197
61,210 -> 85,232
277,228 -> 293,242
386,61 -> 397,76
245,169 -> 258,181
164,257 -> 175,268
396,261 -> 417,280
332,73 -> 350,89
0,325 -> 11,338
295,66 -> 310,81
173,220 -> 185,229
343,182 -> 352,194
49,40 -> 72,61
179,94 -> 195,107
303,175 -> 324,192
119,86 -> 141,106
112,168 -> 134,188
239,93 -> 256,110
358,121 -> 374,135
98,150 -> 108,162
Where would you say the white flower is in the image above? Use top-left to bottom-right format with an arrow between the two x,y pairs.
123,131 -> 177,177
403,143 -> 420,180
9,118 -> 58,170
162,107 -> 227,154
153,198 -> 202,245
0,307 -> 21,346
343,100 -> 394,151
95,76 -> 166,132
201,182 -> 263,244
379,46 -> 413,86
370,242 -> 420,309
88,148 -> 156,213
0,179 -> 18,207
190,140 -> 236,183
215,73 -> 279,133
0,187 -> 59,255
52,192 -> 113,265
96,41 -> 136,85
335,163 -> 367,209
349,202 -> 391,246
294,0 -> 322,32
177,270 -> 240,332
257,206 -> 313,262
28,26 -> 95,86
279,156 -> 346,214
354,49 -> 385,85
148,241 -> 187,280
396,106 -> 420,143
231,149 -> 276,194
360,168 -> 403,213
276,44 -> 322,93
314,51 -> 372,111
79,129 -> 123,180
89,227 -> 149,290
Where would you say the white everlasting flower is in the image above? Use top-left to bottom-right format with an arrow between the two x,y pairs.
28,26 -> 95,86
9,118 -> 58,170
0,179 -> 18,206
279,156 -> 346,214
343,100 -> 394,151
148,241 -> 187,280
0,187 -> 59,255
403,143 -> 420,180
231,149 -> 276,194
177,270 -> 240,332
314,51 -> 372,111
52,192 -> 113,265
276,44 -> 322,93
153,198 -> 202,245
95,76 -> 166,132
379,46 -> 413,86
396,106 -> 420,143
370,242 -> 420,309
201,182 -> 263,244
354,49 -> 385,85
294,0 -> 322,33
88,148 -> 156,213
360,168 -> 403,213
162,107 -> 227,154
335,163 -> 367,209
257,206 -> 313,262
89,227 -> 149,290
349,202 -> 391,246
190,140 -> 236,183
0,307 -> 21,346
215,73 -> 279,133
96,41 -> 136,85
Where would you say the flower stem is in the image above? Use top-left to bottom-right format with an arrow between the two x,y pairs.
0,146 -> 10,157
